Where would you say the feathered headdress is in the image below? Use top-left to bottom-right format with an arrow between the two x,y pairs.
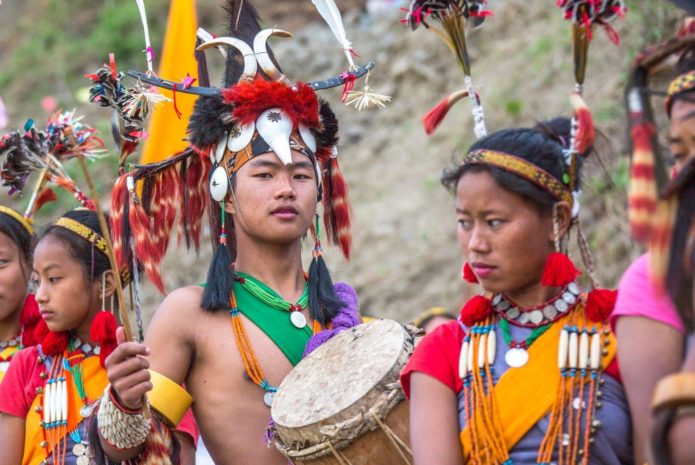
111,0 -> 372,323
403,0 -> 491,137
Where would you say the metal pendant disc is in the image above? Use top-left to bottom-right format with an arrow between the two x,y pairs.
80,404 -> 93,418
505,348 -> 529,368
263,391 -> 275,408
73,443 -> 87,456
529,310 -> 544,325
290,312 -> 307,329
506,307 -> 520,319
76,455 -> 90,465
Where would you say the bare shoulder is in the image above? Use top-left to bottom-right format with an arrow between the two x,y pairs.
146,285 -> 207,343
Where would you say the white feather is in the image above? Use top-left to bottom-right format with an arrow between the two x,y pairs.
135,0 -> 154,73
311,0 -> 355,67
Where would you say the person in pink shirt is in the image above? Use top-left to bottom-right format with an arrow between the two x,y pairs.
614,32 -> 695,465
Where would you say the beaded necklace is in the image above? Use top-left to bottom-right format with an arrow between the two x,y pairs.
0,333 -> 22,375
38,337 -> 99,465
0,332 -> 22,350
229,288 -> 322,407
235,272 -> 310,329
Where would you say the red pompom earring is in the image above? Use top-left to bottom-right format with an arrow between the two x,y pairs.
89,273 -> 118,367
462,262 -> 479,283
541,204 -> 580,287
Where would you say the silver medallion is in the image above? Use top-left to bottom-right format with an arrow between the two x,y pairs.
506,307 -> 520,319
76,455 -> 90,465
73,443 -> 87,456
80,404 -> 93,418
94,346 -> 101,355
290,312 -> 307,329
504,348 -> 529,368
562,292 -> 577,305
498,300 -> 510,311
82,343 -> 92,354
543,305 -> 558,320
554,299 -> 569,313
492,294 -> 503,306
529,310 -> 544,325
568,282 -> 580,295
263,391 -> 275,407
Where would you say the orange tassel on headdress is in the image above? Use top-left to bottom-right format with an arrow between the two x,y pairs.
422,89 -> 470,135
628,119 -> 659,243
31,188 -> 57,215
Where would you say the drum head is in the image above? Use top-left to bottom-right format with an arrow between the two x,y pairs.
272,319 -> 409,430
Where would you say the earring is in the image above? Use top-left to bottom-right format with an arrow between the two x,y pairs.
462,263 -> 479,283
90,273 -> 118,366
541,204 -> 579,287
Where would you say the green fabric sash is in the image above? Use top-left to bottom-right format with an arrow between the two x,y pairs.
232,272 -> 312,366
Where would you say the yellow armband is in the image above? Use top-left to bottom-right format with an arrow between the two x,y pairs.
149,370 -> 193,427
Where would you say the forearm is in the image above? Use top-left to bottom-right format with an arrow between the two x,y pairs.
667,350 -> 695,465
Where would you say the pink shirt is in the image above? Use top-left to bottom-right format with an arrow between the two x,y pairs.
612,254 -> 684,334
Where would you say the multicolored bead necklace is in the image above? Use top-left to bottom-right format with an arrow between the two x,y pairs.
0,332 -> 21,350
229,290 -> 322,407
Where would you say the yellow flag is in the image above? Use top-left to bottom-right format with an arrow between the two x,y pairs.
140,0 -> 198,163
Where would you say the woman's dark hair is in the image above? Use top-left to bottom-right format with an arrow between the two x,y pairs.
0,210 -> 33,267
38,209 -> 111,283
441,117 -> 591,214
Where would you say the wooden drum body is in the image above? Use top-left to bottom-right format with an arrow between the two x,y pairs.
271,319 -> 416,465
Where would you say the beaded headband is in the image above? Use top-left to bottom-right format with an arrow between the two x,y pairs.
0,206 -> 33,235
54,217 -> 109,257
665,70 -> 695,115
462,149 -> 574,206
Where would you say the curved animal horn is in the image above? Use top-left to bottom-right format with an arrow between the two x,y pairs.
253,29 -> 292,81
197,37 -> 257,81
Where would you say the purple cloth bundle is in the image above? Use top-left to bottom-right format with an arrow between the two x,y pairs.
303,282 -> 361,356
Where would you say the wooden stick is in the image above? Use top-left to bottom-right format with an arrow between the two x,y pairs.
76,156 -> 133,341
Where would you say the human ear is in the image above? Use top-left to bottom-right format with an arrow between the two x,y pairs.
548,201 -> 573,244
101,270 -> 117,299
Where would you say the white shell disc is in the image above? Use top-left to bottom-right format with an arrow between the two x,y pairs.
290,312 -> 307,329
298,124 -> 317,152
73,443 -> 87,456
214,133 -> 228,163
80,404 -> 93,418
209,166 -> 229,202
263,391 -> 275,408
76,455 -> 90,465
227,123 -> 255,152
505,348 -> 529,368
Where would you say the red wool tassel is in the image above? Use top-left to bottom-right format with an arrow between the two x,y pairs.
41,326 -> 70,356
459,295 -> 492,327
541,252 -> 580,287
462,262 -> 479,283
324,157 -> 352,260
20,294 -> 41,347
90,311 -> 118,367
586,289 -> 618,323
110,176 -> 129,270
422,89 -> 470,135
570,92 -> 595,156
33,188 -> 57,214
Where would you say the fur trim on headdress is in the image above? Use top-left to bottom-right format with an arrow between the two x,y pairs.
187,95 -> 235,150
223,80 -> 321,129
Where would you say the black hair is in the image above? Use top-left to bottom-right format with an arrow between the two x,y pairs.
441,117 -> 591,214
38,209 -> 111,283
0,210 -> 33,270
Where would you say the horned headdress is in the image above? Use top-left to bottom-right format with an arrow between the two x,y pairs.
111,0 -> 373,323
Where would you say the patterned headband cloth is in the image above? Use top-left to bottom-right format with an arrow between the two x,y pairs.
665,69 -> 695,115
54,217 -> 110,256
0,206 -> 33,235
462,149 -> 574,207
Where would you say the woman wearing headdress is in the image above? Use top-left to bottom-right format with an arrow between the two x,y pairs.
0,206 -> 38,382
614,21 -> 695,465
400,118 -> 632,465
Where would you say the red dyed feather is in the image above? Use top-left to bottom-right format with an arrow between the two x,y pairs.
570,92 -> 595,155
324,157 -> 352,259
110,176 -> 129,270
33,188 -> 57,213
129,189 -> 166,294
628,120 -> 658,243
422,90 -> 470,135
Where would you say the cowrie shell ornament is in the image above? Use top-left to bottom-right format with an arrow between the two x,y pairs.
256,108 -> 293,165
227,122 -> 255,152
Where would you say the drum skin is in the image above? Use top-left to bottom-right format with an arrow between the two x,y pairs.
272,319 -> 416,465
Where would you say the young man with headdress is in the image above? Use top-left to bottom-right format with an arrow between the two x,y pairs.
93,1 -> 363,464
615,18 -> 695,465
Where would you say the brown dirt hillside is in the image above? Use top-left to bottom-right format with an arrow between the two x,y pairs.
0,1 -> 685,327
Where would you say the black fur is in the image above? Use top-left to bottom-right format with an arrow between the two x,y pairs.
201,241 -> 236,311
187,95 -> 234,150
316,100 -> 339,152
308,254 -> 345,326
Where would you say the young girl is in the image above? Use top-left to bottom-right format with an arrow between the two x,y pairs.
0,208 -> 197,465
401,119 -> 632,465
0,206 -> 38,382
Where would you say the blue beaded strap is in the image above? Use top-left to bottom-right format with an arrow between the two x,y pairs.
259,379 -> 278,394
